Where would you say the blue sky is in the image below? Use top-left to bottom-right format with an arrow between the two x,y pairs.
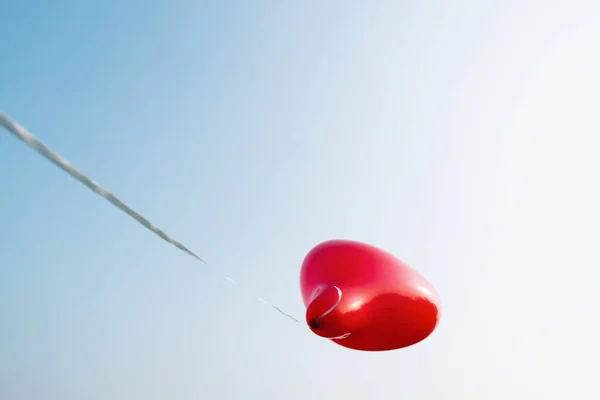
1,1 -> 599,398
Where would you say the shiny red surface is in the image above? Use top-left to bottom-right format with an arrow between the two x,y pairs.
300,240 -> 441,351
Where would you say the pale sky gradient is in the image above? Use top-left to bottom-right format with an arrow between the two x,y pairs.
1,1 -> 599,399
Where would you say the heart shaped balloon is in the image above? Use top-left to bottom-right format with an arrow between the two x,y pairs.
300,240 -> 441,351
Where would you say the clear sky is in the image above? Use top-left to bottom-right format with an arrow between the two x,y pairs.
1,1 -> 599,399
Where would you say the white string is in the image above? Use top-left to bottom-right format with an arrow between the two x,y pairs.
0,110 -> 300,323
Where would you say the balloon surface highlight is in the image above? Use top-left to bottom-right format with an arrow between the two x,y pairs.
300,240 -> 441,351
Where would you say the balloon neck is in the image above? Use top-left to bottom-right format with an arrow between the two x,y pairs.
306,285 -> 343,337
308,318 -> 322,330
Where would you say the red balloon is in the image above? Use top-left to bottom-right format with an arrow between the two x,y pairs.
300,240 -> 441,351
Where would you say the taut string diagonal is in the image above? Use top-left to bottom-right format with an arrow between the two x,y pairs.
1,110 -> 299,324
